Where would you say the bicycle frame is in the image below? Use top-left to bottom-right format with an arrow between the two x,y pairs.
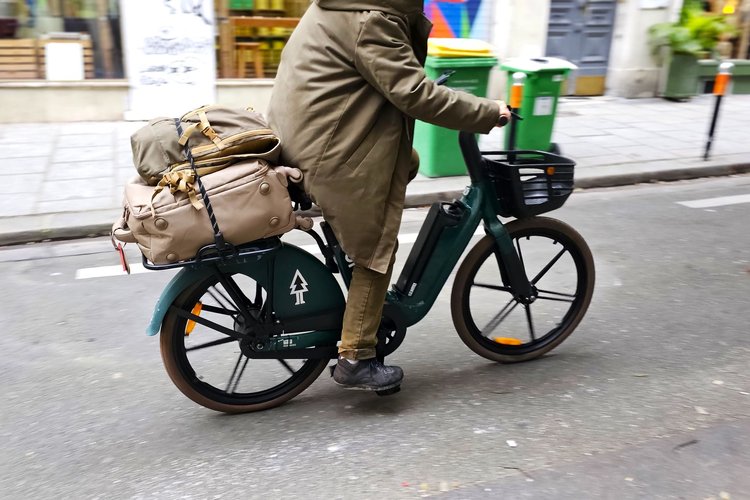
146,133 -> 533,358
327,131 -> 532,331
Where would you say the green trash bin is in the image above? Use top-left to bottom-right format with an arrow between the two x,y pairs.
414,55 -> 498,177
500,57 -> 577,152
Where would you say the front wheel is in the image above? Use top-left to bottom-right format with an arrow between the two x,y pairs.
451,217 -> 595,363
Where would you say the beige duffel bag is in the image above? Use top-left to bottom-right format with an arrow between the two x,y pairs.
112,160 -> 309,265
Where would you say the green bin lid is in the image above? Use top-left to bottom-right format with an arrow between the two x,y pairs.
425,55 -> 499,69
500,57 -> 577,74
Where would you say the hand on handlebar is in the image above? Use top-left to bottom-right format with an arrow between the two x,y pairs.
495,101 -> 512,127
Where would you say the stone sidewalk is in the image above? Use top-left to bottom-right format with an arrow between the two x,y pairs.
1,94 -> 749,245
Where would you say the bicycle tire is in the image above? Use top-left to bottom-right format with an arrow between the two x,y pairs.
451,216 -> 595,363
160,273 -> 329,413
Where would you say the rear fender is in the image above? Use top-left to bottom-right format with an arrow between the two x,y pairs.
146,243 -> 346,336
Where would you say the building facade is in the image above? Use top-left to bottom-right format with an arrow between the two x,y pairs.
0,0 -> 747,122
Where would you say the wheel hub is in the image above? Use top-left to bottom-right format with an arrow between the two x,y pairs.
516,286 -> 539,305
233,315 -> 259,338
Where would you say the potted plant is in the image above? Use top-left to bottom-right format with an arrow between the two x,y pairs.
649,0 -> 736,100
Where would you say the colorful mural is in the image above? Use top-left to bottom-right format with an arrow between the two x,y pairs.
425,0 -> 493,41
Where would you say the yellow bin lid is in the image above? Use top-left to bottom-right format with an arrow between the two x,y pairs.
428,38 -> 495,58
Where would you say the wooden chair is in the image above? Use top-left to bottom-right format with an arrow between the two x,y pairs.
223,16 -> 300,78
0,39 -> 40,79
236,41 -> 264,78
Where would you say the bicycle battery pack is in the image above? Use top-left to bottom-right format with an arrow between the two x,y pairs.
395,202 -> 465,297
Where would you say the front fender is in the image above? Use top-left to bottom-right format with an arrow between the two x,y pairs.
146,242 -> 346,336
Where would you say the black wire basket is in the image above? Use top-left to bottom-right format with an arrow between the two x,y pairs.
482,150 -> 575,218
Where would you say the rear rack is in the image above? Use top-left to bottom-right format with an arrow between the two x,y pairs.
141,237 -> 282,271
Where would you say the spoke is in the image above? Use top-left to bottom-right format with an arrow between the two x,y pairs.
278,359 -> 296,375
536,295 -> 575,303
536,288 -> 577,299
226,353 -> 250,394
217,274 -> 260,327
207,286 -> 237,312
214,275 -> 250,311
474,282 -> 513,293
218,274 -> 254,310
525,304 -> 536,342
200,304 -> 237,316
174,307 -> 240,339
535,287 -> 577,304
230,357 -> 250,394
186,336 -> 236,352
482,299 -> 519,336
531,248 -> 567,285
226,353 -> 244,392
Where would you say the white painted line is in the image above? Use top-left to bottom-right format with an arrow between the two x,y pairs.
677,194 -> 750,209
74,228 -> 487,280
75,263 -> 150,279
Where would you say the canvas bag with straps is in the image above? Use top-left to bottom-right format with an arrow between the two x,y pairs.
112,119 -> 312,266
131,105 -> 281,186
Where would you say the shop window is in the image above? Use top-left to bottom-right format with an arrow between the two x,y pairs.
216,0 -> 311,79
0,0 -> 124,80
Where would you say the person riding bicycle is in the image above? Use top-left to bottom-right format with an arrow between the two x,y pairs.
267,0 -> 510,391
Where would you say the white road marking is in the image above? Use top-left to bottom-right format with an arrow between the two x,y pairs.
677,194 -> 750,209
75,263 -> 150,279
74,228 -> 485,280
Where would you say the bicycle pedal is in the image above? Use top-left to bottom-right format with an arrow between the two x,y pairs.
375,385 -> 401,397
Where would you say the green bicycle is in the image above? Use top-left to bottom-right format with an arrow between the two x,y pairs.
145,129 -> 595,413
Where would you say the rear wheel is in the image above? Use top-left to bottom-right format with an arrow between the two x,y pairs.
160,272 -> 328,413
451,217 -> 595,363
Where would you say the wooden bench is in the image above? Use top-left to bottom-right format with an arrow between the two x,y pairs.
0,39 -> 40,79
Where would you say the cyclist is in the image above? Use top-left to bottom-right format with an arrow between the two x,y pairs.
268,0 -> 510,391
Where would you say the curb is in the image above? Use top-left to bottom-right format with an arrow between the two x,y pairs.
1,162 -> 749,247
573,161 -> 750,189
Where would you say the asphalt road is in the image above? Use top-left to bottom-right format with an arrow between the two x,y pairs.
1,175 -> 749,499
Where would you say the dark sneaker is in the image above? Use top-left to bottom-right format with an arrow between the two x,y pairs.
333,358 -> 404,391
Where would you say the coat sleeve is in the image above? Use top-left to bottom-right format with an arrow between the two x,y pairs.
354,12 -> 500,134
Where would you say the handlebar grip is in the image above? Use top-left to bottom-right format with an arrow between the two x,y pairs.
498,115 -> 509,127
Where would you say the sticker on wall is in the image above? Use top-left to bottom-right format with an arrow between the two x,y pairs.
533,96 -> 554,116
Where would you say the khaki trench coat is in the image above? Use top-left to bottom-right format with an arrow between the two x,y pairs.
268,0 -> 500,274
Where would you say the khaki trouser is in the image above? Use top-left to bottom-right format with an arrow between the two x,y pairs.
338,245 -> 397,360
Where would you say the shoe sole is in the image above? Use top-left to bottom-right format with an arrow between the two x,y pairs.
333,380 -> 403,392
